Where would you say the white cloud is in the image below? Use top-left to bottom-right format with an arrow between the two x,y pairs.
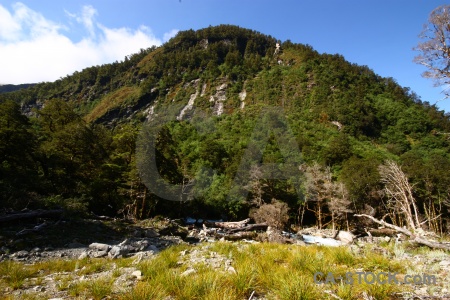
0,3 -> 173,84
0,5 -> 21,41
163,29 -> 179,42
70,5 -> 98,38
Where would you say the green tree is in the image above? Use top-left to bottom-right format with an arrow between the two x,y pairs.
0,100 -> 39,208
340,157 -> 381,209
35,99 -> 111,213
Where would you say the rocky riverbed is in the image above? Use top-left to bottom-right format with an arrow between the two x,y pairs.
1,217 -> 450,299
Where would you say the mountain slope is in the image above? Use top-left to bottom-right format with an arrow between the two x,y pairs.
1,25 -> 450,227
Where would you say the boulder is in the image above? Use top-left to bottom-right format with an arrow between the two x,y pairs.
93,250 -> 108,258
109,245 -> 130,259
88,242 -> 110,252
336,231 -> 354,245
132,270 -> 143,280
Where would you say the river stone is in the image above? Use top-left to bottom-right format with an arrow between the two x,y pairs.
336,231 -> 354,244
109,245 -> 130,258
89,242 -> 110,252
93,250 -> 108,258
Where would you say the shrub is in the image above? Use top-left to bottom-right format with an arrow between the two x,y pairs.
250,199 -> 289,229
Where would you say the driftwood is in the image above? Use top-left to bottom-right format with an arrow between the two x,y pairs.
354,214 -> 450,251
368,228 -> 397,237
205,218 -> 251,229
0,209 -> 63,223
226,223 -> 268,233
200,220 -> 267,241
220,231 -> 258,241
16,222 -> 49,236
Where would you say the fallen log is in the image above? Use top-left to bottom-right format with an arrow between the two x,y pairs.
226,223 -> 268,233
0,209 -> 63,223
354,214 -> 450,251
205,218 -> 251,229
218,231 -> 258,241
16,222 -> 48,236
368,228 -> 397,237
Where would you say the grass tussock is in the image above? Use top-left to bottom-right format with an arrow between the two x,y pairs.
68,276 -> 114,299
129,242 -> 405,299
0,260 -> 37,290
0,242 -> 416,299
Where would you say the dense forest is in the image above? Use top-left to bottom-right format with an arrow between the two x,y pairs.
1,25 -> 450,233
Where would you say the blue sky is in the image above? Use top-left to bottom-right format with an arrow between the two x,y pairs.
1,0 -> 449,111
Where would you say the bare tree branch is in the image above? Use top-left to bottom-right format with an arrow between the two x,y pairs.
354,214 -> 450,251
414,5 -> 450,99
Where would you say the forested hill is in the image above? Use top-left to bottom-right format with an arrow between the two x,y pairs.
0,83 -> 36,94
1,25 -> 450,230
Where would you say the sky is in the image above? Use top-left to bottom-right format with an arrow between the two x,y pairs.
1,0 -> 450,111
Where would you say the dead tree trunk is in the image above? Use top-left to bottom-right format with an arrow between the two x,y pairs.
205,218 -> 251,229
0,209 -> 63,223
378,160 -> 421,231
354,214 -> 450,251
226,223 -> 268,233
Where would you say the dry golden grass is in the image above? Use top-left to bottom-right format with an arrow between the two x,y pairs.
84,86 -> 140,123
0,241 -> 432,300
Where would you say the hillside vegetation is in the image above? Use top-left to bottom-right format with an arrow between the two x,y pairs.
1,25 -> 450,232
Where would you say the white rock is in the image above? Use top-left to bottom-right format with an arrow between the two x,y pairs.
201,83 -> 207,96
132,270 -> 143,280
238,90 -> 247,101
93,250 -> 108,258
177,91 -> 198,120
216,83 -> 227,91
33,286 -> 45,292
336,231 -> 354,245
302,235 -> 343,247
109,245 -> 130,259
181,267 -> 196,276
88,243 -> 110,252
78,251 -> 88,260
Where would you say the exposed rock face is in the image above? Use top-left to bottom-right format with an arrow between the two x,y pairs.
21,99 -> 43,117
239,89 -> 246,110
177,79 -> 201,120
200,83 -> 207,96
211,82 -> 227,116
177,91 -> 199,120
